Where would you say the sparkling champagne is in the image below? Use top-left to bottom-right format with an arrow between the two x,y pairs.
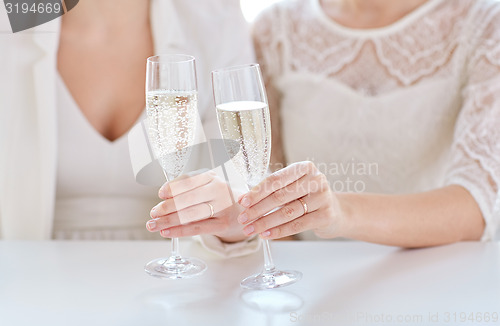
146,90 -> 197,180
216,101 -> 271,187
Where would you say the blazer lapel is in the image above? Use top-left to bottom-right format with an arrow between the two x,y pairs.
150,0 -> 189,55
31,18 -> 60,239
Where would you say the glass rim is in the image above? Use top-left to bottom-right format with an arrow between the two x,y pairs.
147,54 -> 195,64
211,63 -> 260,75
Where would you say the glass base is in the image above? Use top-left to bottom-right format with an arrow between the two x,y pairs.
145,256 -> 207,279
240,269 -> 302,290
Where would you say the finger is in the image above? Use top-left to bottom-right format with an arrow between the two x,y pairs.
152,177 -> 232,218
167,179 -> 219,211
146,214 -> 180,232
159,218 -> 228,238
148,202 -> 215,231
239,161 -> 316,208
159,170 -> 216,199
242,196 -> 314,236
150,198 -> 176,218
259,210 -> 324,240
238,173 -> 319,224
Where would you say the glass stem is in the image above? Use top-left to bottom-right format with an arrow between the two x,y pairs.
171,237 -> 182,261
246,183 -> 276,273
162,169 -> 182,262
262,239 -> 276,272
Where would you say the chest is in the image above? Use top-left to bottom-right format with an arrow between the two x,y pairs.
57,26 -> 154,142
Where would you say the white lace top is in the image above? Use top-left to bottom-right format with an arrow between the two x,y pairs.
253,0 -> 500,240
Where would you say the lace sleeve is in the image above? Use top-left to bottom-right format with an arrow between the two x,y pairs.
445,4 -> 500,241
252,5 -> 288,169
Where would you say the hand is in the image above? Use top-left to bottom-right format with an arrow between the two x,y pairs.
146,170 -> 247,243
237,162 -> 344,239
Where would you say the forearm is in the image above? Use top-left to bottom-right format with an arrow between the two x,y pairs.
337,185 -> 485,247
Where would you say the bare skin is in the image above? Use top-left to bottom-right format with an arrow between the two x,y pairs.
320,0 -> 431,29
57,0 -> 153,142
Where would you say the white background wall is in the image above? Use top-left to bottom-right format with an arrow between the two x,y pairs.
240,0 -> 282,21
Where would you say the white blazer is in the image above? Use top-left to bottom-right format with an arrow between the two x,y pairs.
0,0 -> 256,240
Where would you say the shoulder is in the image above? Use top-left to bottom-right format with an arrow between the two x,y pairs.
254,0 -> 313,25
171,0 -> 251,49
169,0 -> 255,70
0,4 -> 10,32
409,0 -> 500,36
252,0 -> 310,39
174,0 -> 247,26
469,0 -> 500,18
253,1 -> 284,30
466,0 -> 500,38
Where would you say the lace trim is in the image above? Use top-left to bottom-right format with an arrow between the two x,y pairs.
310,0 -> 445,37
254,0 -> 483,95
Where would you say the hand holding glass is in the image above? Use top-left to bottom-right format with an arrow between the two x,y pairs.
212,64 -> 302,289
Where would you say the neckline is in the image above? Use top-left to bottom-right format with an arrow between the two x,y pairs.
311,0 -> 444,38
56,72 -> 144,145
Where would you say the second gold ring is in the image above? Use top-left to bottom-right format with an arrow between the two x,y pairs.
206,202 -> 215,218
297,197 -> 308,215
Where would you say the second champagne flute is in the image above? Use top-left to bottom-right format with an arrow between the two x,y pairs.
212,63 -> 302,289
144,54 -> 206,279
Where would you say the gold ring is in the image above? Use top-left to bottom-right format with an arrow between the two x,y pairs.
206,202 -> 215,218
298,197 -> 308,215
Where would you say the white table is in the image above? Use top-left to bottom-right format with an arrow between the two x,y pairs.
1,240 -> 499,326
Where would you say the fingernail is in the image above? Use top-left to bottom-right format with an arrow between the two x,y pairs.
241,197 -> 250,208
261,231 -> 271,237
238,213 -> 248,224
161,229 -> 170,237
150,206 -> 157,218
243,225 -> 254,235
147,219 -> 156,231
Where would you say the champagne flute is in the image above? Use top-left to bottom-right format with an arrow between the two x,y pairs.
212,64 -> 302,289
144,54 -> 206,279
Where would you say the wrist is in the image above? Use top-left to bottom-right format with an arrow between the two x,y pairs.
334,192 -> 357,239
315,192 -> 355,239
